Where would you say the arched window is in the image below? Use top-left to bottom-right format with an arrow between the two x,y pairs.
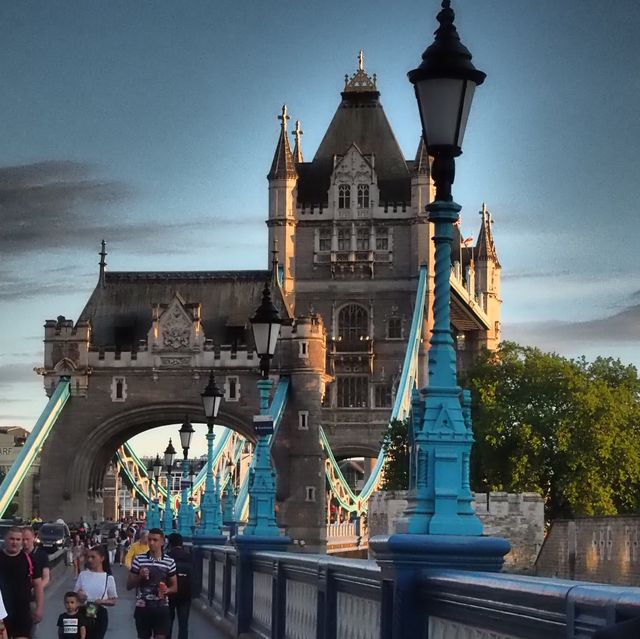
338,304 -> 369,342
387,317 -> 402,339
357,184 -> 370,208
338,184 -> 351,209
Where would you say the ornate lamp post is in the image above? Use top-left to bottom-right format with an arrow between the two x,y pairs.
197,371 -> 226,544
145,455 -> 161,529
222,456 -> 236,535
370,4 -> 509,636
240,280 -> 283,537
177,415 -> 195,540
150,454 -> 162,529
162,439 -> 176,535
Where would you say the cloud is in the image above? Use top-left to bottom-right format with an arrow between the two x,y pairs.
0,269 -> 95,302
0,363 -> 40,388
505,303 -> 640,347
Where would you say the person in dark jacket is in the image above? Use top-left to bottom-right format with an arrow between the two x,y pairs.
166,533 -> 193,639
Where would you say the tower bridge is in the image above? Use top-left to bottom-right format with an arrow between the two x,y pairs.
0,51 -> 501,554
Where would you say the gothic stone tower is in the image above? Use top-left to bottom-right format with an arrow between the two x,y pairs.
267,53 -> 501,464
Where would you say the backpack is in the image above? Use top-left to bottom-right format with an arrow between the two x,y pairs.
170,549 -> 193,601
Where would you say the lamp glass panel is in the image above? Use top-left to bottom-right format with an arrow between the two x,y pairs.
201,394 -> 215,419
267,323 -> 282,357
179,428 -> 193,451
456,80 -> 476,148
415,77 -> 466,147
252,322 -> 271,357
213,394 -> 223,418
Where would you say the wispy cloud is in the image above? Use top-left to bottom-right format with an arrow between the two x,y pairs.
0,363 -> 40,388
505,303 -> 640,347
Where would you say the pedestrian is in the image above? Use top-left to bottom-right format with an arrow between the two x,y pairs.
118,533 -> 128,567
21,527 -> 49,639
74,546 -> 117,639
124,531 -> 149,569
106,533 -> 117,568
57,592 -> 86,639
0,527 -> 44,639
126,528 -> 177,639
166,533 -> 193,639
0,587 -> 8,639
71,537 -> 86,578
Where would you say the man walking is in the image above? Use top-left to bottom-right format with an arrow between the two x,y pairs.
21,527 -> 49,639
0,527 -> 44,639
126,529 -> 177,639
166,533 -> 193,639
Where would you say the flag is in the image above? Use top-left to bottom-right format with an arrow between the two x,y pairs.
462,236 -> 474,247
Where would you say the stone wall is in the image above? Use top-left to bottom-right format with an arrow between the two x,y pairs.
535,516 -> 640,586
368,491 -> 544,573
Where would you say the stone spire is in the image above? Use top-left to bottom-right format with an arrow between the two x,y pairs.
292,120 -> 304,163
98,239 -> 107,288
413,137 -> 430,175
476,203 -> 500,265
343,49 -> 378,93
267,104 -> 298,180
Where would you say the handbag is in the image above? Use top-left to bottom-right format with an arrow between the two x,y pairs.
83,574 -> 109,627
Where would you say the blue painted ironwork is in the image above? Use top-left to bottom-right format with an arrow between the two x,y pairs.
404,200 -> 482,536
242,378 -> 281,536
163,473 -> 174,535
233,376 -> 290,520
0,378 -> 71,517
177,458 -> 193,540
196,424 -> 225,542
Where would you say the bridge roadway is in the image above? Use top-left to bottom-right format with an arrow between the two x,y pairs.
42,562 -> 226,639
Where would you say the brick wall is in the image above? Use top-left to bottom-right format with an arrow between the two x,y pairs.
535,516 -> 640,585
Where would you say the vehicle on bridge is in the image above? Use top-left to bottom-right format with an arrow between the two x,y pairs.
38,522 -> 71,553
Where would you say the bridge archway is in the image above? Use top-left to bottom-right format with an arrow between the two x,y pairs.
75,403 -> 256,502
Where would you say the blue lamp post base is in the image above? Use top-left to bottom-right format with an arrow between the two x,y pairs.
370,534 -> 510,639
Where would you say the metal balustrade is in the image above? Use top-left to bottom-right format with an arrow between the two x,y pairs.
193,545 -> 640,639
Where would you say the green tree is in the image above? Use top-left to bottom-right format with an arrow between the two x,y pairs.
380,418 -> 410,491
462,342 -> 640,520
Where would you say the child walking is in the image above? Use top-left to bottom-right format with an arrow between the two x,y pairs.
57,592 -> 86,638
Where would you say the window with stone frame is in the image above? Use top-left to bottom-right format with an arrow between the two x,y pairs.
374,383 -> 393,408
376,227 -> 389,250
337,226 -> 350,251
387,316 -> 402,339
338,304 -> 369,342
357,184 -> 370,208
319,228 -> 332,252
337,375 -> 369,408
338,184 -> 351,209
356,227 -> 370,250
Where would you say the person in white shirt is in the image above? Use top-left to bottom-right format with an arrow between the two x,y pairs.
0,588 -> 8,639
74,547 -> 117,639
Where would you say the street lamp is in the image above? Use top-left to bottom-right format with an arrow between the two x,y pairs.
196,370 -> 226,544
399,0 -> 486,537
177,415 -> 194,539
369,5 -> 510,637
162,439 -> 176,535
250,281 -> 282,378
408,0 -> 485,203
241,280 -> 284,537
145,457 -> 160,529
222,456 -> 236,536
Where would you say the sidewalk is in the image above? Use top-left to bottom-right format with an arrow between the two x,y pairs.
41,562 -> 228,638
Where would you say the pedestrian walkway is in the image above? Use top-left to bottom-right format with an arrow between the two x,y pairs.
42,562 -> 227,638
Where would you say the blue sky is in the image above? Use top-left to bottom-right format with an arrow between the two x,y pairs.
1,1 -> 639,455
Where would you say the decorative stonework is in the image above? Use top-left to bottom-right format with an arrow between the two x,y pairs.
110,376 -> 127,402
336,592 -> 380,639
252,571 -> 272,631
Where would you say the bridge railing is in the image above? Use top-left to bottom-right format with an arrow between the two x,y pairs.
194,545 -> 640,638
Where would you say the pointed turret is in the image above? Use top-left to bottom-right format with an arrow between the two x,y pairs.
267,106 -> 298,309
476,202 -> 500,266
268,105 -> 298,180
293,120 -> 304,163
98,239 -> 107,288
413,137 -> 430,175
474,203 -> 501,351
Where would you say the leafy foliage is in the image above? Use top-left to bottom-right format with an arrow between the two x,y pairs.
462,342 -> 640,521
380,418 -> 410,491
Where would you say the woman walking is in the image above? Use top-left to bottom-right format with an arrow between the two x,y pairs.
74,546 -> 118,639
106,531 -> 117,567
71,535 -> 86,578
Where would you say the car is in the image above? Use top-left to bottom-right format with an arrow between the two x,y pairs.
38,522 -> 71,553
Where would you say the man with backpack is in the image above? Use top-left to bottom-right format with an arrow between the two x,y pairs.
166,533 -> 193,639
0,527 -> 44,639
